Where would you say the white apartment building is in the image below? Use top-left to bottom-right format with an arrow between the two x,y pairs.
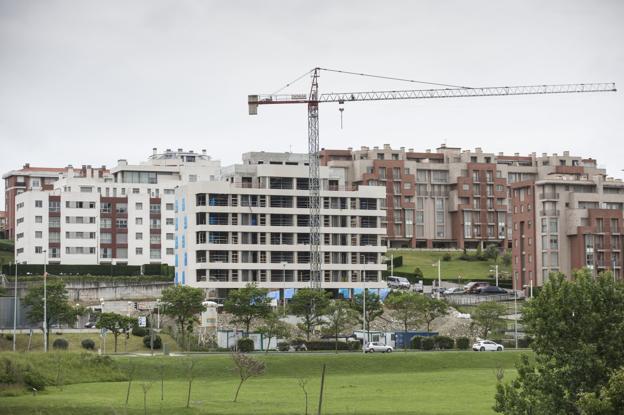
175,152 -> 387,299
14,149 -> 221,265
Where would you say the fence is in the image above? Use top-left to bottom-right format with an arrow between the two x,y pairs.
443,292 -> 522,306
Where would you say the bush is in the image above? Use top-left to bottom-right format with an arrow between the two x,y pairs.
4,334 -> 13,341
132,326 -> 148,337
52,338 -> 69,350
484,244 -> 500,260
434,335 -> 454,350
456,337 -> 470,350
518,337 -> 533,348
142,334 -> 162,349
0,356 -> 46,392
23,368 -> 47,390
81,338 -> 96,350
277,341 -> 290,352
237,338 -> 254,353
348,341 -> 362,351
442,253 -> 452,262
306,341 -> 350,351
413,267 -> 424,278
421,337 -> 435,351
502,252 -> 512,266
410,336 -> 423,350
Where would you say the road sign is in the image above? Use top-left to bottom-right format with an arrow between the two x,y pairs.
138,316 -> 147,327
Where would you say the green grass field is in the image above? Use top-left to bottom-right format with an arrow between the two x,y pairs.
391,250 -> 511,280
0,351 -> 527,414
0,332 -> 180,354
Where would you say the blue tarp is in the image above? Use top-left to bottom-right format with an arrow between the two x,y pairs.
339,288 -> 351,298
267,291 -> 280,300
285,288 -> 295,299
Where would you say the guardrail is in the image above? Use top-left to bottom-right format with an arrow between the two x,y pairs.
443,292 -> 522,305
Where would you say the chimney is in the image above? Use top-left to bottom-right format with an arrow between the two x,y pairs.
118,159 -> 128,166
23,163 -> 30,169
514,153 -> 519,156
498,152 -> 503,156
542,153 -> 547,157
563,151 -> 570,156
408,148 -> 413,152
373,146 -> 379,150
440,143 -> 447,148
152,147 -> 157,156
177,148 -> 183,152
531,152 -> 536,157
383,144 -> 391,150
202,149 -> 207,155
475,147 -> 482,153
400,146 -> 405,151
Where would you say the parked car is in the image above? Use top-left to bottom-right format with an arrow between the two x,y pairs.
464,281 -> 490,293
443,287 -> 464,295
84,321 -> 96,328
410,280 -> 424,293
387,276 -> 411,290
473,340 -> 504,352
431,287 -> 446,297
364,342 -> 393,353
476,286 -> 507,295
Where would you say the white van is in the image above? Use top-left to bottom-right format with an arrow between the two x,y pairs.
386,276 -> 411,289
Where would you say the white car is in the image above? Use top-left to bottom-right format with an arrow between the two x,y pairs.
387,276 -> 411,289
443,287 -> 464,295
472,340 -> 504,352
364,342 -> 394,353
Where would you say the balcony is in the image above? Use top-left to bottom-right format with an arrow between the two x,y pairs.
540,193 -> 560,200
540,210 -> 560,217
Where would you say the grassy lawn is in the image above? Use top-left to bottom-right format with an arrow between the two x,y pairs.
390,250 -> 511,280
0,351 -> 526,414
0,332 -> 180,354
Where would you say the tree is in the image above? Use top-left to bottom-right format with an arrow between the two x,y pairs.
256,312 -> 291,353
494,270 -> 624,414
322,300 -> 359,353
289,288 -> 330,341
485,244 -> 500,260
351,291 -> 384,342
231,352 -> 266,402
577,367 -> 624,415
419,296 -> 449,332
23,279 -> 81,349
223,283 -> 271,337
96,312 -> 135,353
413,267 -> 424,279
385,292 -> 423,349
160,285 -> 206,348
471,301 -> 506,338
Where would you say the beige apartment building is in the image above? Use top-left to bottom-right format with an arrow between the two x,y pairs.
321,144 -> 624,288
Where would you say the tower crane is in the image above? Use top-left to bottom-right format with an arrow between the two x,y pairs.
248,67 -> 616,289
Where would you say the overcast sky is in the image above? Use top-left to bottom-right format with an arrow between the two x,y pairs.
1,0 -> 623,207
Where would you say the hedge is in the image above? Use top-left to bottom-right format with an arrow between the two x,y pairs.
411,336 -> 423,349
0,240 -> 14,252
237,338 -> 254,353
305,341 -> 354,351
385,255 -> 403,269
1,263 -> 174,277
456,337 -> 470,350
433,335 -> 454,350
143,334 -> 162,349
81,339 -> 96,350
421,337 -> 435,350
52,338 -> 69,350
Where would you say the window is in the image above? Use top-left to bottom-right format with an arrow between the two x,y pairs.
166,248 -> 174,255
136,248 -> 143,255
116,219 -> 128,228
189,174 -> 197,182
31,178 -> 41,188
132,188 -> 140,194
166,218 -> 174,225
116,203 -> 128,214
135,217 -> 143,225
150,218 -> 161,229
116,248 -> 128,259
35,231 -> 42,239
101,218 -> 112,228
116,233 -> 128,244
136,232 -> 143,240
35,246 -> 43,254
35,200 -> 43,208
49,232 -> 60,243
150,249 -> 161,259
49,201 -> 60,212
166,203 -> 174,211
150,204 -> 161,213
166,233 -> 174,240
136,202 -> 143,210
150,234 -> 161,243
35,215 -> 43,223
100,233 -> 112,243
101,203 -> 112,213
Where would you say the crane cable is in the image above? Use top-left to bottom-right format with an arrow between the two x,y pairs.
319,67 -> 471,89
271,69 -> 315,95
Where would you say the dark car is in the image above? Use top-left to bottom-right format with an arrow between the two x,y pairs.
477,286 -> 507,295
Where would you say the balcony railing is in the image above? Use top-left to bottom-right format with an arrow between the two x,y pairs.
540,193 -> 560,200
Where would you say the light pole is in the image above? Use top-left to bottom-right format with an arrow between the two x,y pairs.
281,261 -> 287,315
514,275 -> 518,349
489,264 -> 499,287
156,298 -> 161,330
12,261 -> 17,352
75,303 -> 80,329
612,256 -> 617,283
100,298 -> 106,354
361,255 -> 367,351
43,249 -> 48,353
432,260 -> 441,299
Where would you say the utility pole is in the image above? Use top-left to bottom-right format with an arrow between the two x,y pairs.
43,250 -> 48,353
390,254 -> 394,276
514,274 -> 518,349
13,261 -> 17,352
362,255 -> 366,351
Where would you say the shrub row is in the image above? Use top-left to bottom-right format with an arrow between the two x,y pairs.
385,255 -> 403,268
143,335 -> 162,349
411,336 -> 471,350
305,341 -> 360,351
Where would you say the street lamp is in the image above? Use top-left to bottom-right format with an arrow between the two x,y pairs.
75,303 -> 81,329
281,262 -> 287,315
514,275 -> 518,349
361,255 -> 367,352
432,259 -> 442,299
12,261 -> 17,352
42,249 -> 48,353
100,298 -> 106,354
156,298 -> 161,330
489,264 -> 499,287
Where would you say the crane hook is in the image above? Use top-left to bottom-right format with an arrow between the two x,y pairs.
338,100 -> 344,129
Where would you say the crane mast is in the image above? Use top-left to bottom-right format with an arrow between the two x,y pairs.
248,68 -> 616,290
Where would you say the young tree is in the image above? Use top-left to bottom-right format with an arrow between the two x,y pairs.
23,279 -> 81,349
160,285 -> 206,348
471,301 -> 506,339
289,288 -> 331,341
351,291 -> 384,342
223,283 -> 271,337
96,312 -> 135,352
494,270 -> 624,414
256,312 -> 291,353
385,292 -> 423,349
322,300 -> 359,353
419,296 -> 449,332
231,352 -> 266,402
